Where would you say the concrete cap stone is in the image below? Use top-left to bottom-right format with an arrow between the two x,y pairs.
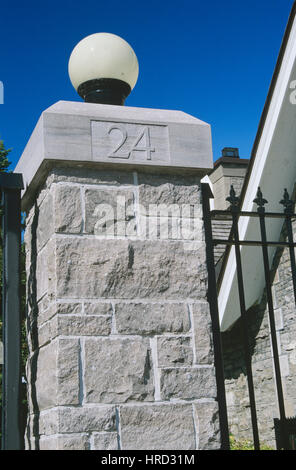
15,101 -> 213,208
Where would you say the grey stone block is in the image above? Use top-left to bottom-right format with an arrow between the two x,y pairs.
138,173 -> 201,211
58,314 -> 111,336
160,367 -> 216,401
39,434 -> 90,450
84,302 -> 113,315
119,404 -> 196,450
191,302 -> 214,364
15,101 -> 213,210
36,302 -> 57,327
157,336 -> 193,367
38,319 -> 56,348
39,437 -> 59,450
57,339 -> 81,406
50,166 -> 134,186
194,401 -> 221,449
24,186 -> 54,254
36,189 -> 54,250
34,344 -> 58,410
21,100 -> 216,450
39,409 -> 59,436
38,405 -> 116,436
92,432 -> 119,450
54,184 -> 83,233
84,187 -> 136,236
35,338 -> 80,410
138,215 -> 203,241
39,315 -> 112,344
84,338 -> 154,403
55,238 -> 207,300
91,120 -> 170,165
114,302 -> 190,335
55,237 -> 128,299
58,406 -> 116,433
35,238 -> 56,302
55,302 -> 82,315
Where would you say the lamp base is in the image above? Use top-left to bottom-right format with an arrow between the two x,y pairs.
77,78 -> 131,105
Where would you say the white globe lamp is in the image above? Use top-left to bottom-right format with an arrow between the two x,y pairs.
68,33 -> 139,105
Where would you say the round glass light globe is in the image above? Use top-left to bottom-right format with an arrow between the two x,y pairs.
68,33 -> 139,91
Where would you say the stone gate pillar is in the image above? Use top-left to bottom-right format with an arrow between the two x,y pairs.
16,100 -> 220,450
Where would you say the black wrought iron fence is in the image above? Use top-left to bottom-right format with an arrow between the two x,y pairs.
0,173 -> 24,450
274,416 -> 296,450
201,183 -> 296,450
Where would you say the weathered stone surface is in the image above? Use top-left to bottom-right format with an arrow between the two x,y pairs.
16,102 -> 212,211
39,433 -> 89,450
59,315 -> 111,336
35,248 -> 48,301
58,406 -> 116,433
38,405 -> 116,437
120,404 -> 196,450
157,336 -> 193,367
34,238 -> 56,303
35,297 -> 56,327
138,173 -> 201,212
84,188 -> 136,236
39,314 -> 112,345
35,305 -> 53,330
84,302 -> 113,315
57,339 -> 80,406
24,185 -> 56,254
160,367 -> 216,401
35,342 -> 58,410
55,302 -> 82,315
114,302 -> 190,335
92,432 -> 119,450
191,302 -> 214,364
39,409 -> 59,435
37,295 -> 51,315
138,215 -> 203,241
54,184 -> 83,233
38,320 -> 55,348
55,238 -> 207,300
35,339 -> 80,410
50,166 -> 134,186
84,338 -> 154,403
56,238 -> 128,299
194,401 -> 220,450
21,105 -> 215,451
36,189 -> 54,251
39,437 -> 59,450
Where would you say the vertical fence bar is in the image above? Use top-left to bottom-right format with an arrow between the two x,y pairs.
230,207 -> 260,450
258,212 -> 288,448
201,183 -> 230,450
279,189 -> 296,307
285,214 -> 296,307
0,173 -> 24,450
254,188 -> 288,449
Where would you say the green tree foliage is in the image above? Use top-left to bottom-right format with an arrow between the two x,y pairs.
0,140 -> 11,174
229,434 -> 275,450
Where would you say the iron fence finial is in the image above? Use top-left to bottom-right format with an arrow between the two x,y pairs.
226,185 -> 240,210
280,188 -> 294,215
253,187 -> 268,212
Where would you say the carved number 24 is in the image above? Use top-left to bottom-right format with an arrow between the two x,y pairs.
107,124 -> 155,160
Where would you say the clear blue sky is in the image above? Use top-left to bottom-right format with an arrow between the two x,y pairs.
0,0 -> 294,170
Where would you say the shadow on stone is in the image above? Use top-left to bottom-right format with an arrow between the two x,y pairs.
26,203 -> 40,450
